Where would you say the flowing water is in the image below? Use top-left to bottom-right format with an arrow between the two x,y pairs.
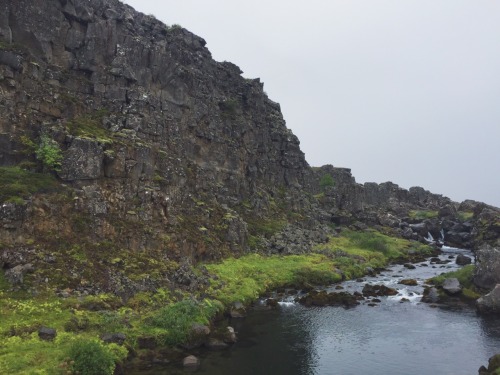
137,247 -> 500,375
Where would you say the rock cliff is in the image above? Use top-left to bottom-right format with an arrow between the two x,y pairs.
0,0 -> 498,296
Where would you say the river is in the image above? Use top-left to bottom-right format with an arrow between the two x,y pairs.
138,247 -> 500,375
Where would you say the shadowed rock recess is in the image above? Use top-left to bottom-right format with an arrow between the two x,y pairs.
0,0 -> 499,297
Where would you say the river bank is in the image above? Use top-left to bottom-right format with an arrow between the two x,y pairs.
133,247 -> 500,375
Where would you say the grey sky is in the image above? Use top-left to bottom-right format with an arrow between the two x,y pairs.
122,0 -> 500,208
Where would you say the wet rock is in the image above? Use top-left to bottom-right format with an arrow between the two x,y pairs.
477,284 -> 500,315
230,301 -> 247,318
183,355 -> 200,368
206,338 -> 229,350
421,287 -> 440,303
224,326 -> 237,344
403,263 -> 416,270
399,279 -> 418,286
456,254 -> 472,266
442,278 -> 462,295
266,298 -> 279,308
38,327 -> 56,341
362,284 -> 398,297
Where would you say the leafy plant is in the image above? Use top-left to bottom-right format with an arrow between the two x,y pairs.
35,134 -> 63,172
320,173 -> 335,190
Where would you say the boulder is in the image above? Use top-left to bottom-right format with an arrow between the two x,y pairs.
474,245 -> 500,290
38,327 -> 56,341
362,284 -> 398,297
5,264 -> 34,285
230,301 -> 246,318
206,338 -> 229,350
456,254 -> 472,266
224,326 -> 237,344
100,332 -> 126,345
442,278 -> 462,295
399,279 -> 418,286
183,355 -> 200,368
182,323 -> 210,349
477,284 -> 500,315
421,287 -> 440,303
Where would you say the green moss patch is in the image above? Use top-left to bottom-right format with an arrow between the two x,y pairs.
0,166 -> 59,203
409,210 -> 439,220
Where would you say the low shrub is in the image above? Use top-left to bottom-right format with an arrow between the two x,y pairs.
67,339 -> 116,375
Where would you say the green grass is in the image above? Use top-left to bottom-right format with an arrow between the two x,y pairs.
66,110 -> 113,143
205,253 -> 341,304
314,229 -> 434,279
148,299 -> 223,346
0,166 -> 59,203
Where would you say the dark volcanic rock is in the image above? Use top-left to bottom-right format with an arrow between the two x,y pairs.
455,254 -> 472,266
421,286 -> 440,303
38,327 -> 56,341
474,245 -> 500,290
362,284 -> 398,297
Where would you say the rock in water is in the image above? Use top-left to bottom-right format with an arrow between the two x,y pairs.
442,278 -> 462,295
183,355 -> 200,368
455,254 -> 472,266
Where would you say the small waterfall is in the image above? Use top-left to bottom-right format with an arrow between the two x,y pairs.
425,232 -> 434,243
440,229 -> 445,241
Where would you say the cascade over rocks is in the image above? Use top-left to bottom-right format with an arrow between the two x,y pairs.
0,0 -> 498,295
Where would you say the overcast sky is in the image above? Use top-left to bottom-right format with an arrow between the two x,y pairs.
122,0 -> 500,208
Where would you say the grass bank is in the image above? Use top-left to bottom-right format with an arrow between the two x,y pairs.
0,229 -> 434,373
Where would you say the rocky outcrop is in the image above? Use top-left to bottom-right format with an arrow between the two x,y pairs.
474,245 -> 500,290
476,284 -> 500,315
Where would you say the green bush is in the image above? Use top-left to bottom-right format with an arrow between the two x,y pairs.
67,339 -> 116,375
35,134 -> 63,171
319,173 -> 335,190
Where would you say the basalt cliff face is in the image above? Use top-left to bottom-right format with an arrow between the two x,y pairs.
0,0 -> 498,296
